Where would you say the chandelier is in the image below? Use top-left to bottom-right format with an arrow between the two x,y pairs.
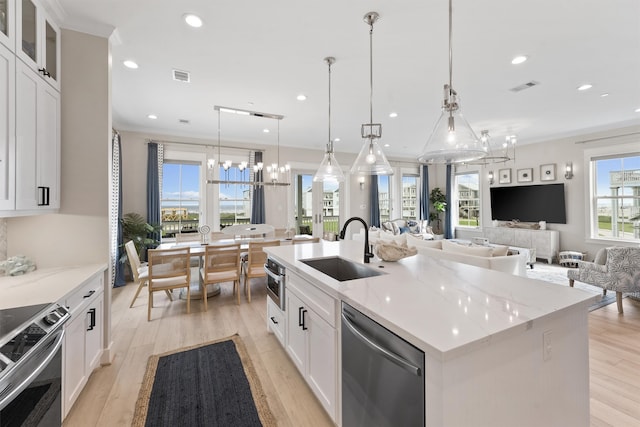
207,106 -> 290,186
350,12 -> 393,176
466,130 -> 517,165
314,56 -> 345,182
418,0 -> 486,164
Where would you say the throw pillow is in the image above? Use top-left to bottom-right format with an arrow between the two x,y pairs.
391,222 -> 400,235
382,221 -> 393,233
399,226 -> 410,234
442,240 -> 494,257
594,248 -> 608,265
491,245 -> 509,257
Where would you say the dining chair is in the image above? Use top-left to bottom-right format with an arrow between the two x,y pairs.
125,240 -> 173,308
242,240 -> 280,303
147,247 -> 191,321
210,231 -> 227,241
175,232 -> 202,243
200,243 -> 242,309
292,237 -> 320,244
273,228 -> 287,239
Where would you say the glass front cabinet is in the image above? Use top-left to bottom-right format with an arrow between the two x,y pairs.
0,0 -> 15,51
16,0 -> 59,91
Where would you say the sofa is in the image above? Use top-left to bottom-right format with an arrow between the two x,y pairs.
379,218 -> 434,240
354,231 -> 527,276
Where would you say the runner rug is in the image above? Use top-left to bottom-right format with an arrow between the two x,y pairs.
132,334 -> 276,427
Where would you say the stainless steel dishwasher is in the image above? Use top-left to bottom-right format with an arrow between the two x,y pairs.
342,302 -> 425,427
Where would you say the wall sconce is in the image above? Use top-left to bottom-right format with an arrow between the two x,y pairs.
358,176 -> 366,190
565,162 -> 573,179
488,170 -> 494,185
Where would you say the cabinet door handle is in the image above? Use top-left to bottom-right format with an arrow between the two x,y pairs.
270,316 -> 278,325
298,306 -> 304,327
38,67 -> 51,77
83,290 -> 96,298
87,308 -> 96,331
301,309 -> 308,331
37,186 -> 50,206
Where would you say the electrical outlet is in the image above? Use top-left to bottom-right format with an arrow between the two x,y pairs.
543,330 -> 552,361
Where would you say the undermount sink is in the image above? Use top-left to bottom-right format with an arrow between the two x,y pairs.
300,256 -> 385,282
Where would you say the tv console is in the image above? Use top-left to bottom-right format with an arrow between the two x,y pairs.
483,226 -> 559,264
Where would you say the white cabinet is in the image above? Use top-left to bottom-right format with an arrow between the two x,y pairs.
0,42 -> 15,210
15,0 -> 59,90
284,271 -> 337,422
484,226 -> 559,264
0,0 -> 15,52
15,59 -> 59,210
63,273 -> 104,418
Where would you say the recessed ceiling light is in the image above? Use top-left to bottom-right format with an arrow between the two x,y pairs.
577,84 -> 593,91
263,129 -> 270,133
123,60 -> 138,69
635,108 -> 640,113
384,144 -> 390,147
183,13 -> 203,28
334,138 -> 340,142
511,55 -> 528,65
148,114 -> 158,120
296,94 -> 307,101
600,93 -> 609,97
389,112 -> 398,118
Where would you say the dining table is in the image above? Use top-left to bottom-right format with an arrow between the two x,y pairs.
221,223 -> 275,238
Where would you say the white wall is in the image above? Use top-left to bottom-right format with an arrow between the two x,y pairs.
454,124 -> 640,260
7,30 -> 110,268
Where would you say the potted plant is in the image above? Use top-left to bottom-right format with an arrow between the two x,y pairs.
429,187 -> 447,237
119,213 -> 162,277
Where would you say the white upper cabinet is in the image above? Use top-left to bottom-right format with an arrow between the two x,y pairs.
16,0 -> 59,91
0,42 -> 15,210
0,0 -> 15,52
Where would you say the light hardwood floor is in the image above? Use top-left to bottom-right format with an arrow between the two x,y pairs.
63,278 -> 640,427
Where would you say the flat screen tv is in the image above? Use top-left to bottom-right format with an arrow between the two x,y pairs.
490,183 -> 567,224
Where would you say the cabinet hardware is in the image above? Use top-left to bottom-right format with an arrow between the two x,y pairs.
83,290 -> 96,298
270,316 -> 278,325
87,308 -> 96,331
301,309 -> 308,330
37,186 -> 50,206
298,306 -> 304,327
38,67 -> 51,77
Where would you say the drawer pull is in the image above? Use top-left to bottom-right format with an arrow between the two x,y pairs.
87,308 -> 96,331
83,290 -> 96,298
270,316 -> 278,325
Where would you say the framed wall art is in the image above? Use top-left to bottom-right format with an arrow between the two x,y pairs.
540,163 -> 556,181
517,168 -> 533,183
498,168 -> 511,184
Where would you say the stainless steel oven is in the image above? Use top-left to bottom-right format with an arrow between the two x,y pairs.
265,257 -> 285,311
0,303 -> 70,427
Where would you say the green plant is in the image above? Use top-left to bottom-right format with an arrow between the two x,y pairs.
429,187 -> 447,234
119,212 -> 162,264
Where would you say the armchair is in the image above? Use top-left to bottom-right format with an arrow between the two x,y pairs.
568,247 -> 640,313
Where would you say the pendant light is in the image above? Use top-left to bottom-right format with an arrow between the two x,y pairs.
466,130 -> 516,165
314,57 -> 345,182
350,12 -> 393,176
418,0 -> 486,165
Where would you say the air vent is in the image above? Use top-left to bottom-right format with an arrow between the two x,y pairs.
178,119 -> 190,124
172,69 -> 190,82
509,80 -> 540,93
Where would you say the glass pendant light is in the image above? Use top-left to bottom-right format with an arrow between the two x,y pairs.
418,0 -> 486,164
314,57 -> 345,182
350,12 -> 393,176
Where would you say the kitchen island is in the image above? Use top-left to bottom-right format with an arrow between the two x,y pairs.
264,240 -> 595,427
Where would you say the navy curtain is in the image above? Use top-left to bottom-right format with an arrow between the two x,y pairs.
147,143 -> 161,255
445,164 -> 453,239
251,151 -> 266,223
113,132 -> 126,287
420,165 -> 429,222
369,176 -> 380,228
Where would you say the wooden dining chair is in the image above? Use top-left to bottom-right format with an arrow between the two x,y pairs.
147,247 -> 191,321
242,240 -> 280,303
210,231 -> 227,241
125,240 -> 173,308
292,237 -> 320,244
200,243 -> 242,309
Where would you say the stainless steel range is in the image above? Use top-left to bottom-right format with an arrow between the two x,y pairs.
0,303 -> 70,426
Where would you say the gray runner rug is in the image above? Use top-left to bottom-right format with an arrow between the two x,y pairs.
132,334 -> 276,427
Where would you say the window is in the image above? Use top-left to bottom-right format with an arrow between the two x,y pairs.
161,162 -> 201,238
219,165 -> 251,227
378,175 -> 390,222
401,175 -> 418,220
592,154 -> 640,242
454,172 -> 480,227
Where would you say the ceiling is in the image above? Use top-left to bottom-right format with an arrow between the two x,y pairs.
54,0 -> 640,160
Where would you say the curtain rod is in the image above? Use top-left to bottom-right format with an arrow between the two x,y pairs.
574,131 -> 640,144
145,138 -> 263,151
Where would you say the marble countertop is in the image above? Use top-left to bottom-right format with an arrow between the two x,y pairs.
0,264 -> 107,309
264,240 -> 596,360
